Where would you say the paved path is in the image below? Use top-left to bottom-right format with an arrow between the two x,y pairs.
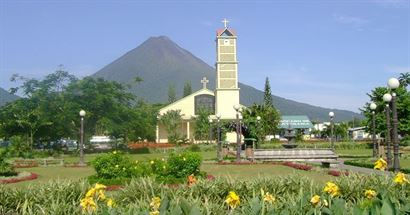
337,159 -> 393,176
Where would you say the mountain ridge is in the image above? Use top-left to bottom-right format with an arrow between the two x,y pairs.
0,87 -> 19,107
92,36 -> 362,122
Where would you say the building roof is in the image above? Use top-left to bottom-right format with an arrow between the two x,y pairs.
279,115 -> 313,129
216,28 -> 237,36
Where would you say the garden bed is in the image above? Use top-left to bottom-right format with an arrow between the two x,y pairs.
282,162 -> 313,171
0,172 -> 38,184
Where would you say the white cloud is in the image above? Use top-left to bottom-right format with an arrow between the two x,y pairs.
333,14 -> 369,29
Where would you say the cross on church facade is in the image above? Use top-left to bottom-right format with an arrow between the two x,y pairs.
222,18 -> 229,28
201,77 -> 209,89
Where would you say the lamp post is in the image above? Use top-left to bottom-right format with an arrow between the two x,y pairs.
208,118 -> 213,144
383,93 -> 392,168
370,102 -> 377,157
79,110 -> 86,166
329,112 -> 335,150
233,104 -> 241,162
216,113 -> 222,162
387,78 -> 400,172
256,116 -> 261,149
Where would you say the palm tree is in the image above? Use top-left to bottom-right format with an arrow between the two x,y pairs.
398,72 -> 410,87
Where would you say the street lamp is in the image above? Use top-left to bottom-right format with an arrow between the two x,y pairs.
216,113 -> 222,162
369,102 -> 377,157
329,112 -> 335,150
256,116 -> 261,148
233,104 -> 241,162
79,110 -> 86,166
383,93 -> 392,168
387,77 -> 400,172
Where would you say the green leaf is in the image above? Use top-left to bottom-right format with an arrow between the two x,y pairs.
380,198 -> 395,215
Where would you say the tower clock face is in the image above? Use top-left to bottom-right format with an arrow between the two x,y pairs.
223,39 -> 229,45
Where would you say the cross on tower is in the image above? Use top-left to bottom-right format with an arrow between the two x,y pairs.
201,77 -> 209,89
222,18 -> 229,28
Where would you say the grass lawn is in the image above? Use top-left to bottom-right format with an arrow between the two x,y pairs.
62,151 -> 216,163
6,166 -> 95,188
201,164 -> 333,182
6,163 -> 335,188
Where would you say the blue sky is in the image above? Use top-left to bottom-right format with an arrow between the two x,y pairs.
1,0 -> 409,112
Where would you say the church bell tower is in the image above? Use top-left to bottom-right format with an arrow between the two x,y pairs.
215,18 -> 240,119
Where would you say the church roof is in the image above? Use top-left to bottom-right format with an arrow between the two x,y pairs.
216,28 -> 237,36
279,115 -> 313,129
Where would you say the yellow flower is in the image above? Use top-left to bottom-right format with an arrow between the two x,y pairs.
394,172 -> 409,185
135,160 -> 139,164
150,160 -> 155,164
85,188 -> 96,198
94,183 -> 107,190
310,195 -> 320,207
374,158 -> 387,171
225,191 -> 240,209
115,165 -> 119,168
80,197 -> 97,212
183,157 -> 186,161
106,198 -> 114,207
263,192 -> 276,204
163,165 -> 166,169
150,197 -> 161,210
323,182 -> 341,197
149,211 -> 160,215
161,158 -> 165,161
323,199 -> 328,207
98,190 -> 106,201
123,167 -> 126,171
113,151 -> 117,154
364,189 -> 377,199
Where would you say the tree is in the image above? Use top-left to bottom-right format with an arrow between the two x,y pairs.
399,72 -> 410,87
194,108 -> 211,140
362,86 -> 410,138
263,77 -> 273,108
159,110 -> 182,144
168,84 -> 176,103
242,104 -> 281,146
183,81 -> 192,97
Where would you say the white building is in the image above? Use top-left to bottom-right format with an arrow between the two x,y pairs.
156,19 -> 241,143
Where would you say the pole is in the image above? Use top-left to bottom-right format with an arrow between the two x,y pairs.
217,119 -> 222,162
80,117 -> 85,165
372,111 -> 377,157
385,104 -> 392,168
331,117 -> 334,150
236,112 -> 241,162
391,93 -> 400,172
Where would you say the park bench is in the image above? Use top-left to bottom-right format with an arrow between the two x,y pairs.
252,148 -> 339,167
40,158 -> 64,166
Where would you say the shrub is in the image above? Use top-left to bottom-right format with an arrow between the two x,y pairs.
167,152 -> 202,178
91,151 -> 134,179
188,144 -> 201,152
0,150 -> 16,177
344,159 -> 410,174
128,147 -> 150,154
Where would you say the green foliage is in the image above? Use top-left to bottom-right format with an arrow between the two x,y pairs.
362,85 -> 410,138
168,84 -> 177,103
183,81 -> 192,97
263,77 -> 273,108
0,150 -> 16,177
7,135 -> 32,158
194,108 -> 211,140
159,110 -> 183,144
1,173 -> 409,214
242,104 -> 280,145
188,144 -> 201,152
91,151 -> 135,179
167,152 -> 202,178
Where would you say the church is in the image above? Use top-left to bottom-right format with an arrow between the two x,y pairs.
156,19 -> 241,143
